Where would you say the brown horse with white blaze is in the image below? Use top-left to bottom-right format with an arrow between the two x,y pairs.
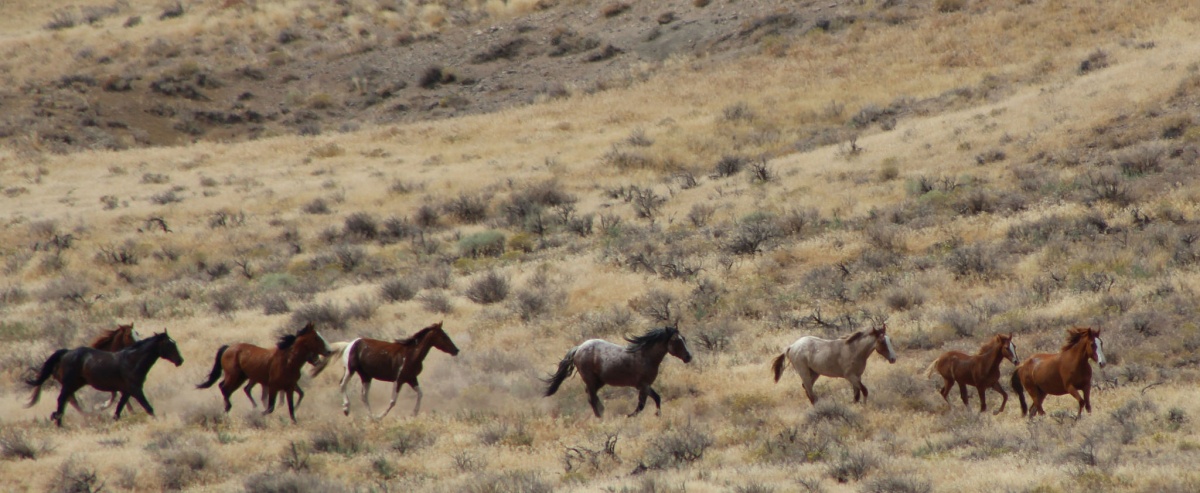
1012,327 -> 1105,420
924,333 -> 1019,414
196,322 -> 332,423
311,322 -> 459,419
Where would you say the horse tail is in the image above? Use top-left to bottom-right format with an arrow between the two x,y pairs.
25,349 -> 68,408
196,345 -> 229,389
311,341 -> 350,377
542,346 -> 579,397
771,353 -> 788,383
1011,370 -> 1027,416
923,359 -> 939,379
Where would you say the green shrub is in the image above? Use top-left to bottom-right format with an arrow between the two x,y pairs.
459,231 -> 506,258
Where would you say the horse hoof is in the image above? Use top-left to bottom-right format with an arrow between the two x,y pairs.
343,410 -> 350,417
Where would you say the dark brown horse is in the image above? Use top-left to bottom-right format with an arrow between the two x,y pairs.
84,324 -> 141,410
544,326 -> 693,418
924,333 -> 1019,414
311,322 -> 459,419
196,322 -> 332,423
1012,327 -> 1105,420
25,332 -> 183,427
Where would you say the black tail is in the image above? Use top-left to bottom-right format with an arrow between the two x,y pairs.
771,353 -> 788,382
1011,370 -> 1027,416
542,347 -> 579,397
25,349 -> 68,408
196,345 -> 229,389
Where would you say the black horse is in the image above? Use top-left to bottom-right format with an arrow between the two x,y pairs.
26,332 -> 184,426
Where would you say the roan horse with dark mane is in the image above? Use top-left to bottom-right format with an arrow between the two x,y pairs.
544,326 -> 693,418
924,333 -> 1019,414
26,332 -> 183,426
196,322 -> 332,423
1012,327 -> 1105,420
771,324 -> 897,405
311,321 -> 459,419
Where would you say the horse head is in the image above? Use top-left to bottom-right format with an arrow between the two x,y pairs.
999,333 -> 1019,365
1065,327 -> 1105,368
154,331 -> 185,367
1087,328 -> 1105,368
871,323 -> 897,364
667,328 -> 693,364
295,322 -> 334,364
119,323 -> 140,346
427,321 -> 460,356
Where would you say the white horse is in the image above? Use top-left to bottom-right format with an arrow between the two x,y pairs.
771,324 -> 897,405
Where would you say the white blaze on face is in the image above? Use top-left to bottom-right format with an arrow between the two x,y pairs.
884,335 -> 897,362
1009,341 -> 1019,364
318,332 -> 332,354
1095,338 -> 1106,366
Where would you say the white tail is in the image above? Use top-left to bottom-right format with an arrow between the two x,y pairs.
311,340 -> 352,377
922,360 -> 939,379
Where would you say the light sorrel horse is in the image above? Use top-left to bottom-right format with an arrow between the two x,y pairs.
924,333 -> 1019,414
311,322 -> 459,419
771,324 -> 897,405
26,332 -> 183,427
196,322 -> 332,423
544,326 -> 693,418
1012,327 -> 1105,420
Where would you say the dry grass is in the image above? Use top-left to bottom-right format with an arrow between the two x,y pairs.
3,0 -> 1200,491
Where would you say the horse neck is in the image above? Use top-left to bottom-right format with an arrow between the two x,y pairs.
280,341 -> 313,372
408,332 -> 439,363
1062,337 -> 1091,370
124,344 -> 161,378
978,341 -> 1004,372
848,336 -> 876,361
634,341 -> 670,367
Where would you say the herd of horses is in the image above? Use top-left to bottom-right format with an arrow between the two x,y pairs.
20,321 -> 1106,427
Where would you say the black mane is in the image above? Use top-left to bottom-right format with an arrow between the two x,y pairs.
624,327 -> 678,353
277,334 -> 297,350
394,323 -> 442,345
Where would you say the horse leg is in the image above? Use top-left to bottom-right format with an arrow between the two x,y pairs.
244,382 -> 259,408
958,383 -> 969,407
360,377 -> 376,418
98,392 -> 118,411
938,377 -> 953,406
286,390 -> 297,424
847,374 -> 865,403
339,370 -> 354,416
52,389 -> 74,427
991,382 -> 1008,415
1030,388 -> 1047,419
630,386 -> 649,417
218,374 -> 246,413
410,382 -> 423,417
1082,387 -> 1092,415
130,389 -> 155,417
263,386 -> 278,415
68,394 -> 89,416
378,380 -> 402,420
586,385 -> 604,418
1066,385 -> 1086,419
649,388 -> 663,416
799,369 -> 819,405
976,386 -> 988,413
113,393 -> 131,421
295,386 -> 305,408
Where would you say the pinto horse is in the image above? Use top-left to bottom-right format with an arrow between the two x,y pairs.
196,322 -> 332,423
1012,327 -> 1105,420
312,322 -> 459,419
924,333 -> 1019,414
771,324 -> 897,405
25,332 -> 183,427
544,326 -> 693,418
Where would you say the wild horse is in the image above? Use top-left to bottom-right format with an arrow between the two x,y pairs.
197,322 -> 332,422
771,323 -> 897,405
925,333 -> 1019,414
311,321 -> 459,419
26,332 -> 183,427
1012,327 -> 1105,420
544,326 -> 693,418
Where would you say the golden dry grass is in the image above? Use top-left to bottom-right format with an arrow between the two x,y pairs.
4,0 -> 1200,492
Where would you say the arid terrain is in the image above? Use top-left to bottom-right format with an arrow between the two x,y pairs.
3,0 -> 1200,492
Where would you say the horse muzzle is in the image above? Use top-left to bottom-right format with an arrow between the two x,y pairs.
887,357 -> 896,364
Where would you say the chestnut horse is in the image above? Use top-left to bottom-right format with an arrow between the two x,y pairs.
25,332 -> 183,427
771,324 -> 897,405
544,326 -> 693,418
924,333 -> 1019,414
311,322 -> 459,419
1012,327 -> 1105,420
196,322 -> 332,423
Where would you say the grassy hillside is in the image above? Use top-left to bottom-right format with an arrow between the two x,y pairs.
4,0 -> 1200,491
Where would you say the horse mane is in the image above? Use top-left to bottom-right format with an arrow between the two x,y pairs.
394,322 -> 443,346
277,334 -> 297,350
90,324 -> 133,347
844,330 -> 866,343
1061,328 -> 1093,351
977,334 -> 1006,355
624,327 -> 677,353
126,332 -> 163,351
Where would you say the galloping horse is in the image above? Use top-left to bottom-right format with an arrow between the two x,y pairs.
771,324 -> 897,405
924,333 -> 1019,414
544,326 -> 693,418
25,332 -> 183,427
81,324 -> 142,411
1012,327 -> 1105,420
311,321 -> 459,419
196,322 -> 332,423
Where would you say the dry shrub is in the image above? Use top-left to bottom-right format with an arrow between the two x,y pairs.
419,291 -> 454,314
291,300 -> 348,332
860,474 -> 932,493
806,401 -> 863,428
310,426 -> 366,457
600,2 -> 630,17
1079,49 -> 1110,74
343,212 -> 379,242
345,295 -> 378,321
380,279 -> 418,303
459,231 -> 506,258
391,423 -> 437,455
727,212 -> 782,255
466,271 -> 510,305
302,198 -> 331,214
47,456 -> 104,493
0,429 -> 52,460
244,472 -> 349,493
713,155 -> 747,178
628,289 -> 679,325
758,425 -> 834,464
445,193 -> 490,223
463,470 -> 551,493
148,432 -> 213,491
642,423 -> 713,469
827,449 -> 877,483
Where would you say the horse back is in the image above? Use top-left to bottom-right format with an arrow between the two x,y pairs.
72,348 -> 124,391
576,339 -> 645,388
228,343 -> 275,382
1017,352 -> 1073,395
